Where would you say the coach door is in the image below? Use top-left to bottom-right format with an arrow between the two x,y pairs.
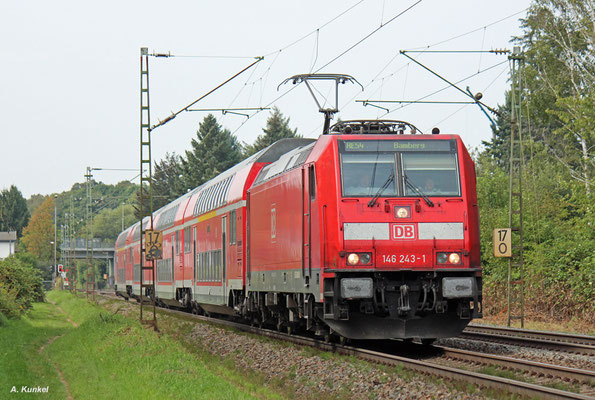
193,226 -> 197,301
221,216 -> 227,305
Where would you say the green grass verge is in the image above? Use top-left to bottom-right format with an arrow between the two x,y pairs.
0,302 -> 70,399
1,291 -> 281,399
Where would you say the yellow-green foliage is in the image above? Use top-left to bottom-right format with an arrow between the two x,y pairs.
0,254 -> 44,319
476,150 -> 594,322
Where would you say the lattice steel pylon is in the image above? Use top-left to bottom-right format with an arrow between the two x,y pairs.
69,196 -> 77,291
507,47 -> 525,328
85,167 -> 96,301
139,47 -> 157,329
70,196 -> 76,291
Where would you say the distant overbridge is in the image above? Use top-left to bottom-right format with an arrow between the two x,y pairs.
60,238 -> 115,260
60,239 -> 115,286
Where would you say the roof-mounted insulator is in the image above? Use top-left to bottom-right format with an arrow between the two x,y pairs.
490,48 -> 510,55
329,120 -> 423,135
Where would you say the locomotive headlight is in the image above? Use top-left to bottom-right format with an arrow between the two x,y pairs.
395,206 -> 410,218
437,252 -> 448,264
359,253 -> 371,265
448,253 -> 461,264
347,253 -> 360,265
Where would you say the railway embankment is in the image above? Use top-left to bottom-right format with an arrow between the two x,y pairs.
0,291 -> 275,400
97,293 -> 491,400
6,290 -> 592,399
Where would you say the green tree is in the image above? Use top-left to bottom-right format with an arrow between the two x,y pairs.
153,152 -> 185,209
20,197 -> 55,264
92,203 -> 136,240
244,107 -> 301,156
478,1 -> 594,321
514,0 -> 593,192
26,194 -> 46,216
181,114 -> 243,189
0,185 -> 30,238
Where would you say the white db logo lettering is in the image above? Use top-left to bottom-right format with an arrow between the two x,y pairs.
393,224 -> 415,239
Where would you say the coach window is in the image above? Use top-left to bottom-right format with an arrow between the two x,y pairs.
229,210 -> 236,245
175,231 -> 180,255
184,226 -> 191,253
401,153 -> 460,196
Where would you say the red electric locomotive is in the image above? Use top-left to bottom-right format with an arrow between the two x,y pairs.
115,120 -> 482,341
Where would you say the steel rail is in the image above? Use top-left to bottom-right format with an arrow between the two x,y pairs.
467,324 -> 595,346
97,292 -> 592,399
437,346 -> 595,384
464,325 -> 595,356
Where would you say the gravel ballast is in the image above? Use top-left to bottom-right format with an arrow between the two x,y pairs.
187,320 -> 489,399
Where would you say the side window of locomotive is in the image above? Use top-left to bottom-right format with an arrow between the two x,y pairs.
401,152 -> 460,196
309,165 -> 316,200
341,153 -> 397,197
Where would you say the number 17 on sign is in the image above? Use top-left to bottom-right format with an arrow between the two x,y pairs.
493,228 -> 512,257
145,229 -> 163,261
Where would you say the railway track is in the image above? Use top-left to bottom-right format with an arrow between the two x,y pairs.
463,324 -> 595,356
435,346 -> 594,387
96,291 -> 594,399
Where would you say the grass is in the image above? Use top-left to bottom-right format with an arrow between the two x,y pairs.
477,313 -> 595,336
0,302 -> 70,399
1,291 -> 282,400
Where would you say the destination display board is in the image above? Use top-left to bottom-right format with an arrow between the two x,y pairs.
339,139 -> 455,153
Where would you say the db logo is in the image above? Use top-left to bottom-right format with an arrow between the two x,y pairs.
392,224 -> 416,240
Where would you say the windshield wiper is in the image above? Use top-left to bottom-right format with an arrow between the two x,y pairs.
368,171 -> 394,207
404,175 -> 434,207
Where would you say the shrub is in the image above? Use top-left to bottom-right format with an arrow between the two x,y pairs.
0,255 -> 44,319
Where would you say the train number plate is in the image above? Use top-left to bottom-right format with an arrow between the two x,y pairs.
381,254 -> 427,264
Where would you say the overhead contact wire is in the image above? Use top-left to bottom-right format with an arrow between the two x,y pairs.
404,8 -> 528,51
314,0 -> 423,73
262,0 -> 366,57
233,0 -> 422,137
309,29 -> 320,73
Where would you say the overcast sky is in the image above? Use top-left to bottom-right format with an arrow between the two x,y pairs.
1,0 -> 531,198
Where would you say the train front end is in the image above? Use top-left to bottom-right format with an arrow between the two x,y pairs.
321,124 -> 482,340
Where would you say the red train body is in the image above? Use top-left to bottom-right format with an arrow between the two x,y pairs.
115,121 -> 482,340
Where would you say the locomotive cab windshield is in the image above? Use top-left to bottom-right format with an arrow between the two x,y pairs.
339,139 -> 461,198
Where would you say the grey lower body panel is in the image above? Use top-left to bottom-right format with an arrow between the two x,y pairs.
324,312 -> 471,340
247,268 -> 322,301
194,293 -> 226,306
